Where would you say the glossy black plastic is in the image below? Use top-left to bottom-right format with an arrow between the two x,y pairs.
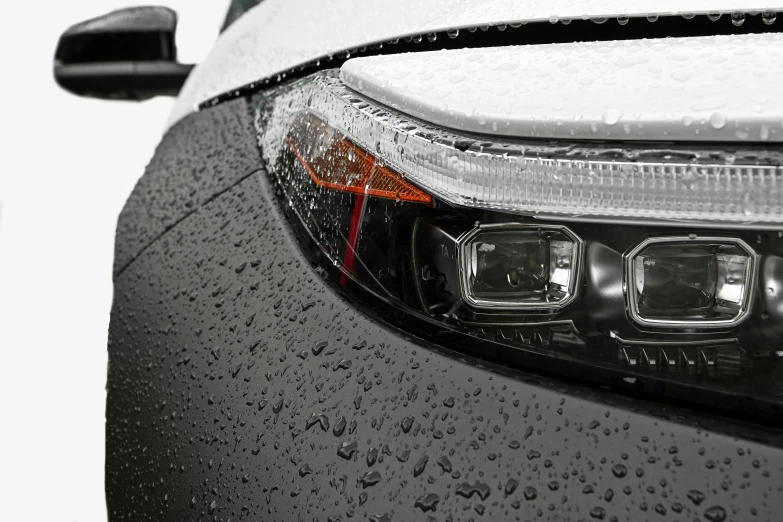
54,7 -> 192,100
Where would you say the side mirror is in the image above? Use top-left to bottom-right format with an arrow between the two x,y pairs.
54,6 -> 194,101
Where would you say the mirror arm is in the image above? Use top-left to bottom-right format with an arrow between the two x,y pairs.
54,61 -> 194,101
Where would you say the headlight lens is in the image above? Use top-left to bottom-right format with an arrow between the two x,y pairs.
628,238 -> 756,328
255,70 -> 783,421
460,224 -> 582,310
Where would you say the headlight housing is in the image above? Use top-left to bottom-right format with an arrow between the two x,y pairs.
254,70 -> 783,421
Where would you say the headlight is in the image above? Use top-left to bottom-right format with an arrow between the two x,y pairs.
458,224 -> 582,311
627,237 -> 757,328
255,70 -> 783,420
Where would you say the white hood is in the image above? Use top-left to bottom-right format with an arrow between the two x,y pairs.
341,34 -> 783,142
170,0 -> 782,128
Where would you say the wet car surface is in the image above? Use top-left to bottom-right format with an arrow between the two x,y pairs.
44,2 -> 783,521
106,97 -> 783,522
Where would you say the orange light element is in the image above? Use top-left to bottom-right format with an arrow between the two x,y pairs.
286,118 -> 431,204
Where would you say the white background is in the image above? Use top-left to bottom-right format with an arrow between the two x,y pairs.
0,2 -> 227,521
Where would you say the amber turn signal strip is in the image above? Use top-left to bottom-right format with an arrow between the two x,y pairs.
286,123 -> 431,204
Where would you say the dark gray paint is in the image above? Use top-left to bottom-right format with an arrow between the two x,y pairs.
113,98 -> 260,275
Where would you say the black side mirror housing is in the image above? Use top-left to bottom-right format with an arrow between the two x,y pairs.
54,6 -> 194,101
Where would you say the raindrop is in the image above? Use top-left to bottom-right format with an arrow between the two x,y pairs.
731,12 -> 745,26
359,470 -> 382,488
306,413 -> 330,432
426,33 -> 437,42
447,29 -> 459,39
709,113 -> 727,129
413,454 -> 429,477
333,359 -> 352,371
312,340 -> 327,355
707,13 -> 722,22
617,15 -> 629,25
523,486 -> 538,500
704,506 -> 727,522
646,14 -> 658,22
602,109 -> 622,126
337,441 -> 358,460
611,463 -> 628,478
687,489 -> 706,506
333,416 -> 347,436
436,456 -> 452,473
590,506 -> 606,520
367,447 -> 378,466
414,493 -> 440,512
762,11 -> 777,25
455,481 -> 491,500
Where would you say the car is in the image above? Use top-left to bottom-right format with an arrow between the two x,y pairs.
55,1 -> 783,521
